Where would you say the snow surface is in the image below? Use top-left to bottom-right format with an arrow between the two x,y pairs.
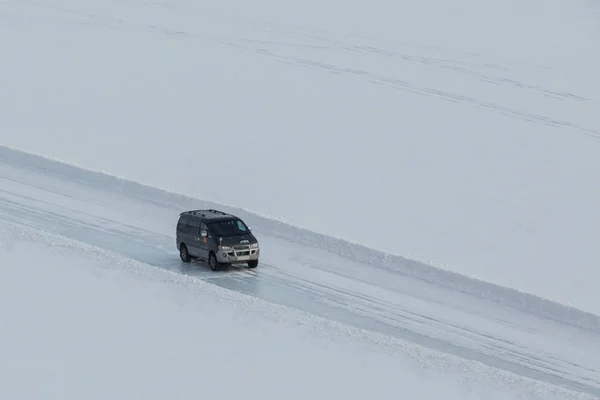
1,0 -> 600,397
1,0 -> 599,313
0,221 -> 594,400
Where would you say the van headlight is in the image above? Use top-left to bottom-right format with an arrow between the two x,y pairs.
250,243 -> 259,249
219,246 -> 233,251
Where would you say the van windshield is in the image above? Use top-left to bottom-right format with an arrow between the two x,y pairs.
208,219 -> 249,236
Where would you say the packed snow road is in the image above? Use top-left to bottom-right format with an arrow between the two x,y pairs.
1,145 -> 600,397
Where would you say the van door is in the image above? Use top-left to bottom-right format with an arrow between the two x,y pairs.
196,222 -> 210,260
187,217 -> 203,257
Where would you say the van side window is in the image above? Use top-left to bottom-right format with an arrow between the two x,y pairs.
189,218 -> 200,234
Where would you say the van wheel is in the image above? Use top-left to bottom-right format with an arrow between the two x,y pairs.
248,260 -> 258,269
180,244 -> 191,263
208,252 -> 220,271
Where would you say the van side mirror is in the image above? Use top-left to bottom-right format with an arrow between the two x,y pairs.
200,230 -> 207,237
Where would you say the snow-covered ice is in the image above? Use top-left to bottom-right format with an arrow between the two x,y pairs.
0,222 -> 594,400
1,0 -> 600,397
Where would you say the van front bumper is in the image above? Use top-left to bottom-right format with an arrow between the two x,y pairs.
216,245 -> 259,264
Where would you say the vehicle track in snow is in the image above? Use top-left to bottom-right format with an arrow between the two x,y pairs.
1,145 -> 600,397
